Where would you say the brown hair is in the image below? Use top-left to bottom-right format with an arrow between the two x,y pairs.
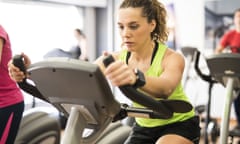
119,0 -> 168,43
75,28 -> 85,38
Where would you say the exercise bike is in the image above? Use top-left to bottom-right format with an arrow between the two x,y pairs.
194,51 -> 240,144
181,47 -> 220,144
13,55 -> 194,144
193,49 -> 219,144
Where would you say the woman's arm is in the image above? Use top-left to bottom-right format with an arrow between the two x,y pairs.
79,39 -> 88,60
0,38 -> 3,63
95,50 -> 185,99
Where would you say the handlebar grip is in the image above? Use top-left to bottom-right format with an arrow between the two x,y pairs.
193,50 -> 216,83
13,54 -> 26,74
103,55 -> 115,67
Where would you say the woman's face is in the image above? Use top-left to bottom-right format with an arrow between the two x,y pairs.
117,7 -> 155,52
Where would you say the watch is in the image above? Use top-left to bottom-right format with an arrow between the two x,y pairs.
132,68 -> 146,89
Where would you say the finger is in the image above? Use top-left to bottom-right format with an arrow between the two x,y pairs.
21,52 -> 31,67
8,63 -> 20,72
110,71 -> 133,86
104,60 -> 124,75
16,71 -> 25,79
105,62 -> 134,86
10,71 -> 25,82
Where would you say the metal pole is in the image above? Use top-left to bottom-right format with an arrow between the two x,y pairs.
219,78 -> 234,144
61,106 -> 87,144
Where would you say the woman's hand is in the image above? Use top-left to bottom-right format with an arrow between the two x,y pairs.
8,53 -> 31,82
95,51 -> 137,87
104,57 -> 136,87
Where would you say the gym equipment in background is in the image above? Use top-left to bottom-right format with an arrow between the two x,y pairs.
181,47 -> 220,144
181,47 -> 199,89
196,52 -> 240,144
15,107 -> 61,144
43,47 -> 81,60
194,50 -> 219,144
206,53 -> 240,144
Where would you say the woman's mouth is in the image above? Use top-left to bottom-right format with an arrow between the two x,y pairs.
124,42 -> 134,47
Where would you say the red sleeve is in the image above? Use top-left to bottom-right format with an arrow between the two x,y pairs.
220,30 -> 234,48
0,26 -> 7,42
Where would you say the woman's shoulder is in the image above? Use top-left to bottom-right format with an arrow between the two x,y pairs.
224,29 -> 238,37
163,48 -> 185,66
165,48 -> 184,59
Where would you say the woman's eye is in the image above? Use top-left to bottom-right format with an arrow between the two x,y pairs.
118,25 -> 124,30
129,25 -> 139,30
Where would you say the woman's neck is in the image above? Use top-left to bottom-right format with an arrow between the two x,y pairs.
132,41 -> 155,62
128,41 -> 156,70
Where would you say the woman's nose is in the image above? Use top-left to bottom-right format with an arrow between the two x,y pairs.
122,28 -> 131,38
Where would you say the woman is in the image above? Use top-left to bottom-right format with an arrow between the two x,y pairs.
8,0 -> 200,143
73,28 -> 88,61
0,24 -> 25,144
95,0 -> 200,144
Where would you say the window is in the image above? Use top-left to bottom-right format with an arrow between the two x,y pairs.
0,2 -> 84,62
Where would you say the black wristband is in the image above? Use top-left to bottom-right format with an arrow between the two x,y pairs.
132,68 -> 146,89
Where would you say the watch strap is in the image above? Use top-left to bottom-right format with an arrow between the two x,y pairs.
132,68 -> 146,89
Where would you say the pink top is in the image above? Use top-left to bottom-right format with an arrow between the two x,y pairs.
0,25 -> 23,108
220,30 -> 240,53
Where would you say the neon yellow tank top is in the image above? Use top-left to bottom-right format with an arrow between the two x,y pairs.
119,43 -> 195,127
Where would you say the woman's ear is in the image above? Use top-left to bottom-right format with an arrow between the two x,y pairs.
150,19 -> 156,32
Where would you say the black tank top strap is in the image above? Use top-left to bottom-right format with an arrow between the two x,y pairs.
126,41 -> 159,65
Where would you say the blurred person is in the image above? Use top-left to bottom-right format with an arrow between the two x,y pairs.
0,24 -> 24,144
215,8 -> 240,53
72,28 -> 88,61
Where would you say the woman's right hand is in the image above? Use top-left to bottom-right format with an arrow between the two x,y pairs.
8,53 -> 31,82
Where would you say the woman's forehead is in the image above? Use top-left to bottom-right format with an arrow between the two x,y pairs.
117,7 -> 145,24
